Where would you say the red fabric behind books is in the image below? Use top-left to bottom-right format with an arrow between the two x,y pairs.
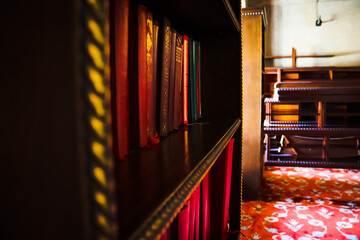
111,0 -> 130,158
189,185 -> 200,240
201,173 -> 210,240
178,199 -> 190,240
222,138 -> 234,239
209,139 -> 235,239
159,230 -> 167,240
159,139 -> 234,239
182,36 -> 189,124
195,186 -> 200,240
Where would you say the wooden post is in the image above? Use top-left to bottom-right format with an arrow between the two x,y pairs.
277,68 -> 282,82
265,102 -> 271,123
317,102 -> 325,128
323,137 -> 329,162
292,47 -> 296,67
265,134 -> 270,163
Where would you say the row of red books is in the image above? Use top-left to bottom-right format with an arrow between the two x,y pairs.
110,0 -> 202,158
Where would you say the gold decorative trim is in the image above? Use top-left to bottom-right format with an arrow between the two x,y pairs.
240,3 -> 244,239
130,119 -> 241,240
83,0 -> 117,239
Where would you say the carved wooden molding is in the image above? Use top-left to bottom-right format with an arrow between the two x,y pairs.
264,127 -> 360,136
82,0 -> 117,239
129,119 -> 241,240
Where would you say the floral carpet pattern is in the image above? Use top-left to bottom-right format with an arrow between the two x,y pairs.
241,166 -> 360,240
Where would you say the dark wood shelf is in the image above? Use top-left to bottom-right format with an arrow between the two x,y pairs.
270,143 -> 358,148
266,123 -> 318,127
115,118 -> 240,239
325,113 -> 360,116
264,127 -> 360,136
265,66 -> 360,72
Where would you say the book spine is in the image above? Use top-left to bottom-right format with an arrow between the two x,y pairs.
137,5 -> 148,147
111,0 -> 129,158
168,29 -> 177,132
192,40 -> 198,122
129,4 -> 147,148
159,18 -> 171,136
188,38 -> 193,123
146,12 -> 154,141
182,35 -> 189,125
197,42 -> 202,119
153,21 -> 159,137
174,34 -> 183,129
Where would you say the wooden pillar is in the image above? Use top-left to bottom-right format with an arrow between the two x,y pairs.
277,68 -> 282,82
291,47 -> 296,67
242,9 -> 266,200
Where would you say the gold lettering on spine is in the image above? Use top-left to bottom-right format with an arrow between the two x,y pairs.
175,37 -> 182,63
162,26 -> 171,133
146,14 -> 153,137
146,18 -> 153,53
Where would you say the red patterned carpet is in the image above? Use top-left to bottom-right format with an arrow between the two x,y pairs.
241,166 -> 360,240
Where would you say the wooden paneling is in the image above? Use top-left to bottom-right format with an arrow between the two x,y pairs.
242,9 -> 265,200
0,1 -> 89,239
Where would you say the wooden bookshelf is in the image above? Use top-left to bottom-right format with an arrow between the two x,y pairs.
242,7 -> 267,200
1,0 -> 242,239
116,119 -> 240,239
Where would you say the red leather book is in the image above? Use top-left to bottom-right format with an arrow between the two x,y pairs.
152,21 -> 159,138
111,0 -> 130,158
168,29 -> 177,132
182,35 -> 189,125
191,40 -> 197,122
174,34 -> 183,129
158,18 -> 172,137
129,4 -> 147,148
146,12 -> 154,141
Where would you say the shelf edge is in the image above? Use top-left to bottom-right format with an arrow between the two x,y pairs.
129,118 -> 241,240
